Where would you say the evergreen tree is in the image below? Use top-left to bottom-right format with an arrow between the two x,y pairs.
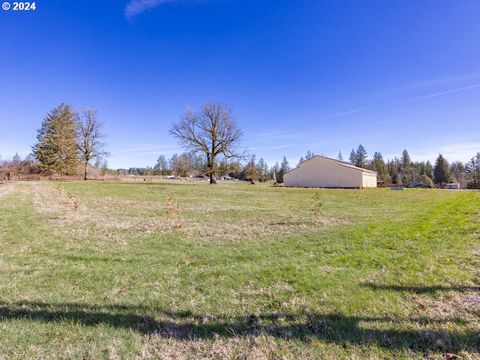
256,158 -> 269,182
466,153 -> 480,189
400,149 -> 411,169
425,161 -> 434,178
400,149 -> 414,186
433,154 -> 451,187
298,156 -> 305,165
33,103 -> 79,175
415,161 -> 427,176
154,155 -> 169,175
12,153 -> 21,164
337,150 -> 343,161
371,152 -> 387,179
387,158 -> 401,185
349,149 -> 357,164
350,144 -> 368,168
450,161 -> 466,188
277,156 -> 290,183
305,150 -> 314,160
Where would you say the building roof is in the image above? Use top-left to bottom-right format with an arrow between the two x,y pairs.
285,155 -> 377,175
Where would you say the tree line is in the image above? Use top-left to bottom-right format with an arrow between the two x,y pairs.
1,101 -> 480,188
348,144 -> 480,189
128,152 -> 291,184
146,145 -> 480,189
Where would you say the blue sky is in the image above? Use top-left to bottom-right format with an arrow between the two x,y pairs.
1,0 -> 480,168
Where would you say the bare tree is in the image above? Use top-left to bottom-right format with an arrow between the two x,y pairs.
170,102 -> 243,184
76,109 -> 108,180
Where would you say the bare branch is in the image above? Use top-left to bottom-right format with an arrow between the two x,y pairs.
170,102 -> 243,184
76,109 -> 109,180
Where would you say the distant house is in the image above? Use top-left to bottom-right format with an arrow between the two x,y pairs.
284,155 -> 377,188
219,174 -> 234,181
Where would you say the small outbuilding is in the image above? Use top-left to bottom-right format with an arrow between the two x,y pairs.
284,155 -> 377,188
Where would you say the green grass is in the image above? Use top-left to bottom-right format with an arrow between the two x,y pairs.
0,181 -> 479,359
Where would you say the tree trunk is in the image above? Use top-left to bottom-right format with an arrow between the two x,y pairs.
210,172 -> 217,184
209,153 -> 216,184
83,161 -> 88,181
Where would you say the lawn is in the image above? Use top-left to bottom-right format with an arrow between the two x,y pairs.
0,181 -> 479,359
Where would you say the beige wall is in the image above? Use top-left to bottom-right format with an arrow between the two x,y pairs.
284,157 -> 377,188
362,172 -> 377,188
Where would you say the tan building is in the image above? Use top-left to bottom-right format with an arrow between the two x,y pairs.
284,155 -> 377,188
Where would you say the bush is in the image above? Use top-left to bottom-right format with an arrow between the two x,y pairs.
311,191 -> 324,222
420,175 -> 434,188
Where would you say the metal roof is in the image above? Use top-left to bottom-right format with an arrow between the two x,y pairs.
285,155 -> 377,175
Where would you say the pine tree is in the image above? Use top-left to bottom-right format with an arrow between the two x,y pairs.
388,158 -> 401,185
12,153 -> 22,164
257,158 -> 269,182
277,156 -> 290,183
371,152 -> 387,179
154,155 -> 169,175
400,149 -> 411,169
450,161 -> 466,188
400,149 -> 414,186
466,153 -> 480,189
352,144 -> 368,168
33,104 -> 79,175
349,149 -> 357,164
425,161 -> 433,178
433,154 -> 451,187
337,150 -> 343,161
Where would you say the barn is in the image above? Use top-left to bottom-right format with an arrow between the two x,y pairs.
284,155 -> 377,188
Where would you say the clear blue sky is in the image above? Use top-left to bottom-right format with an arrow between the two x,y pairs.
1,0 -> 480,168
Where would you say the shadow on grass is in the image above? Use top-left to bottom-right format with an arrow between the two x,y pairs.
362,283 -> 480,294
0,301 -> 478,354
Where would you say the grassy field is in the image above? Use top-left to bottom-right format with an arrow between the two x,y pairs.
0,181 -> 479,359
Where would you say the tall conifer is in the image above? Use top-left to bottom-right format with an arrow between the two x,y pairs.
33,103 -> 79,175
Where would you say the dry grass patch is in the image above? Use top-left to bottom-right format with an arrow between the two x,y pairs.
31,182 -> 178,238
411,289 -> 480,320
182,217 -> 343,242
134,335 -> 303,360
30,182 -> 347,243
0,183 -> 15,197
